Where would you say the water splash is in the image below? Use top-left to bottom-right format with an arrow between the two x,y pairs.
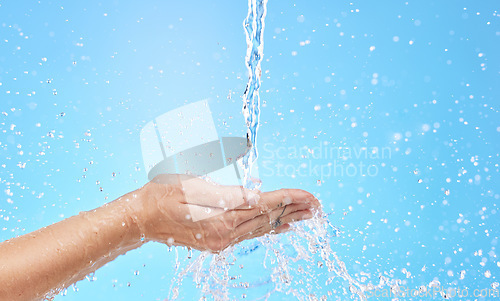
168,214 -> 375,300
166,1 -> 398,300
295,213 -> 367,300
241,0 -> 267,190
238,1 -> 369,298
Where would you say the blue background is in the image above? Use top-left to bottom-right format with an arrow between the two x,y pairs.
0,0 -> 498,300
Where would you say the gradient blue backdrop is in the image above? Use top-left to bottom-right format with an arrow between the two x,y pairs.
0,0 -> 498,300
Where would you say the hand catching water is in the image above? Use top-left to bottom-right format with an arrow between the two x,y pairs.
129,174 -> 320,252
0,174 -> 320,300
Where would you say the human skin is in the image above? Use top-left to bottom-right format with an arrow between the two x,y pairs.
0,174 -> 320,300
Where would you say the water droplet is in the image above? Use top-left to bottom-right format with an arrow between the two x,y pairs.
429,280 -> 440,288
86,272 -> 96,282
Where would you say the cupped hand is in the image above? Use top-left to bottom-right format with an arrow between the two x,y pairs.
128,174 -> 320,252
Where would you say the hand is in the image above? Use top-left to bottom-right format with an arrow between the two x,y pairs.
128,174 -> 320,252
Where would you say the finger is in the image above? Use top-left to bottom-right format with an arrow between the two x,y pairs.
250,222 -> 291,239
222,202 -> 312,230
234,188 -> 320,211
225,188 -> 320,228
231,223 -> 291,246
256,189 -> 320,212
270,209 -> 313,231
249,202 -> 313,227
232,223 -> 290,245
231,208 -> 313,241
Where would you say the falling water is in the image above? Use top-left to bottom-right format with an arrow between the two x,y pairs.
167,1 -> 406,300
237,0 -> 369,298
241,0 -> 267,190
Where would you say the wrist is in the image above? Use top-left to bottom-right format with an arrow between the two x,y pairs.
108,193 -> 145,247
123,179 -> 181,245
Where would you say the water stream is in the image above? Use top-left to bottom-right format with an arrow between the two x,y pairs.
168,1 -> 375,300
241,0 -> 267,190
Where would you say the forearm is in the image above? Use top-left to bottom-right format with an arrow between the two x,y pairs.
0,192 -> 142,300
